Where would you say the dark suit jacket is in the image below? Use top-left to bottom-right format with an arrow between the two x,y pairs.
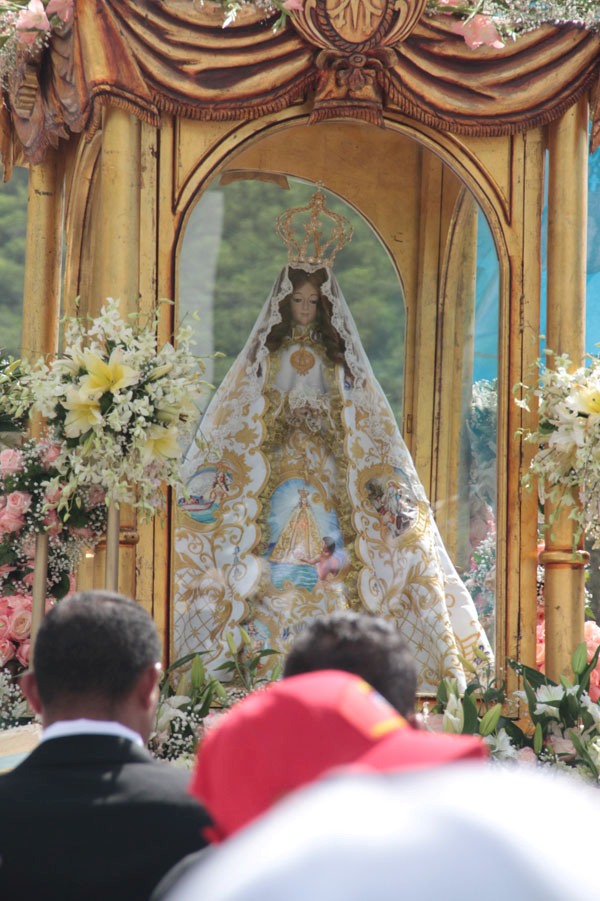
0,734 -> 212,900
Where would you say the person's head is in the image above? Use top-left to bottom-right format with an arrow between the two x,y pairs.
188,669 -> 486,842
283,612 -> 418,717
20,590 -> 162,741
290,278 -> 320,326
266,267 -> 347,371
189,670 -> 406,839
322,537 -> 336,555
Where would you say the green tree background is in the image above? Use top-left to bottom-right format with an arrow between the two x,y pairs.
0,167 -> 27,357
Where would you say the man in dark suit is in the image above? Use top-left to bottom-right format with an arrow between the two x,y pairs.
0,589 -> 212,900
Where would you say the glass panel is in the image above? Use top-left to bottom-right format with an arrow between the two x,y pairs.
461,208 -> 499,647
586,148 -> 600,618
175,174 -> 494,693
179,178 -> 405,423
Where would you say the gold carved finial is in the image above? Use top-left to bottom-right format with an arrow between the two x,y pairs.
275,189 -> 353,267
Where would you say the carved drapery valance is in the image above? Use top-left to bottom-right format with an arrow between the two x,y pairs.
2,0 -> 599,167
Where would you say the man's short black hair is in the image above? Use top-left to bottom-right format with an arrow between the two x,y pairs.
33,590 -> 162,708
283,612 -> 418,716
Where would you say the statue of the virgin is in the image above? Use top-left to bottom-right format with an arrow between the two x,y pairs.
175,190 -> 493,693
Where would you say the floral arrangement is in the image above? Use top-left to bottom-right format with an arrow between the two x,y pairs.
0,667 -> 31,728
429,642 -> 600,780
463,528 -> 496,639
426,0 -> 600,49
0,0 -> 73,84
0,439 -> 106,670
206,0 -> 600,48
536,611 -> 600,703
150,630 -> 279,765
0,357 -> 31,433
27,298 -> 204,517
467,378 -> 497,480
516,349 -> 600,547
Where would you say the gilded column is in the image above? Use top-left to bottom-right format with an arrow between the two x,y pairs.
542,97 -> 589,680
21,149 -> 64,360
95,107 -> 141,316
21,148 -> 65,646
94,107 -> 141,595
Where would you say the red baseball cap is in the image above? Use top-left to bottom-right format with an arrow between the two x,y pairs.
189,670 -> 407,839
190,670 -> 488,841
356,726 -> 487,771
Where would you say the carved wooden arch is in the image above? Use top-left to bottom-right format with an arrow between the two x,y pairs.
62,129 -> 103,311
163,105 -> 535,680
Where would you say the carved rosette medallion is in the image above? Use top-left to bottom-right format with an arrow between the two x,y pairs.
289,0 -> 428,124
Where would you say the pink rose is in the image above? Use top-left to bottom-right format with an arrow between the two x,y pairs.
16,28 -> 39,46
0,638 -> 16,666
6,491 -> 31,516
0,507 -> 24,536
43,509 -> 61,536
584,619 -> 600,658
546,734 -> 576,760
6,594 -> 32,612
41,442 -> 62,468
21,571 -> 35,587
0,448 -> 24,476
16,639 -> 31,668
46,0 -> 74,24
451,14 -> 504,50
589,668 -> 600,703
516,746 -> 538,764
1,491 -> 32,533
0,612 -> 10,639
44,484 -> 62,506
16,0 -> 50,33
8,607 -> 32,642
0,597 -> 10,616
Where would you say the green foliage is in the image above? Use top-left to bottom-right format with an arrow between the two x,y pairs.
150,636 -> 281,761
433,643 -> 600,781
215,626 -> 280,692
0,167 -> 27,358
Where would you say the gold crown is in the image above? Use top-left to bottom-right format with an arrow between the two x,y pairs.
275,189 -> 353,267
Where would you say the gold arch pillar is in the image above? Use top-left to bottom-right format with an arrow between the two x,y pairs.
21,148 -> 64,361
22,147 -> 65,646
92,107 -> 142,595
541,96 -> 590,681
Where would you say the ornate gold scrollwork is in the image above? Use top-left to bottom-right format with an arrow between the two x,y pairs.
289,0 -> 427,124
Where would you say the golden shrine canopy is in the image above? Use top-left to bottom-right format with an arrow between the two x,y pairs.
1,0 -> 600,170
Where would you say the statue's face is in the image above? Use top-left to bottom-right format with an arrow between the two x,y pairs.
290,281 -> 319,326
